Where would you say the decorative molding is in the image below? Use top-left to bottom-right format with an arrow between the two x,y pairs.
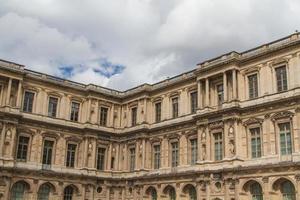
270,111 -> 294,121
208,121 -> 223,130
242,118 -> 264,126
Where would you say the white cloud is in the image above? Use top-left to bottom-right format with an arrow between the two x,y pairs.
0,0 -> 300,90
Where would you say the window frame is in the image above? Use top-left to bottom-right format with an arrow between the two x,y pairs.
41,138 -> 55,169
99,106 -> 109,127
213,132 -> 223,161
65,142 -> 77,168
171,97 -> 179,118
189,137 -> 198,165
70,101 -> 80,122
170,140 -> 179,167
216,83 -> 224,106
131,107 -> 138,126
96,146 -> 106,171
47,96 -> 59,118
152,143 -> 161,169
275,65 -> 288,92
129,146 -> 136,171
249,127 -> 262,159
22,90 -> 35,113
247,73 -> 259,99
154,102 -> 162,123
277,121 -> 293,156
190,91 -> 198,114
16,133 -> 32,162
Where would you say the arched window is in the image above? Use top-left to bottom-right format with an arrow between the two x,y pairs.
151,189 -> 157,200
64,186 -> 74,200
11,182 -> 27,200
250,182 -> 263,200
281,181 -> 295,200
189,186 -> 197,200
169,187 -> 176,200
37,184 -> 51,200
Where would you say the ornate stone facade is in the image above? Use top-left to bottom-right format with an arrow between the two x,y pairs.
0,33 -> 300,200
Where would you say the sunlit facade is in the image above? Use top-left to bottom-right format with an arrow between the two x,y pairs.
0,33 -> 300,200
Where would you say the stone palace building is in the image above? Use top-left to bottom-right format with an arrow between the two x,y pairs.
0,33 -> 300,200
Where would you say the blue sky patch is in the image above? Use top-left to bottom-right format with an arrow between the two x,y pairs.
59,66 -> 75,78
93,58 -> 125,78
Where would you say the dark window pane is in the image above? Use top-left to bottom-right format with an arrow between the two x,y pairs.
190,92 -> 198,113
48,97 -> 58,117
172,98 -> 179,118
70,102 -> 80,121
23,91 -> 34,112
100,107 -> 108,126
155,102 -> 161,122
16,136 -> 30,161
131,107 -> 137,126
66,144 -> 77,167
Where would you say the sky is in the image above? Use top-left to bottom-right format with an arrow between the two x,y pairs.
0,0 -> 300,90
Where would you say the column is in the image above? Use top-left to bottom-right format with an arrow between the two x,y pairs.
197,80 -> 203,109
197,127 -> 202,162
232,69 -> 237,100
83,137 -> 89,168
5,78 -> 12,105
16,80 -> 22,108
143,98 -> 147,123
223,72 -> 228,102
196,182 -> 202,200
0,123 -> 6,157
110,104 -> 115,127
107,143 -> 113,170
205,78 -> 210,107
115,144 -> 120,170
142,139 -> 146,169
87,98 -> 91,123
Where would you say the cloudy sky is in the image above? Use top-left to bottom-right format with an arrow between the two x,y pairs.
0,0 -> 299,90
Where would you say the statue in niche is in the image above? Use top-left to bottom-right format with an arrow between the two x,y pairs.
201,131 -> 206,140
228,126 -> 234,137
88,143 -> 93,156
122,147 -> 126,160
229,140 -> 235,156
5,129 -> 12,144
202,144 -> 206,160
139,144 -> 143,157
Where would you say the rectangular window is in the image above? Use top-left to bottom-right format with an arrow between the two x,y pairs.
190,139 -> 198,165
23,91 -> 34,112
276,66 -> 288,92
42,140 -> 54,169
248,74 -> 258,99
16,136 -> 30,161
155,102 -> 161,122
250,128 -> 262,158
190,92 -> 198,114
99,107 -> 108,126
129,148 -> 136,171
48,97 -> 58,117
217,84 -> 224,105
171,142 -> 179,167
153,145 -> 161,169
279,122 -> 292,155
70,102 -> 80,121
172,97 -> 179,118
96,147 -> 106,170
214,133 -> 223,161
131,107 -> 137,126
66,143 -> 77,168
